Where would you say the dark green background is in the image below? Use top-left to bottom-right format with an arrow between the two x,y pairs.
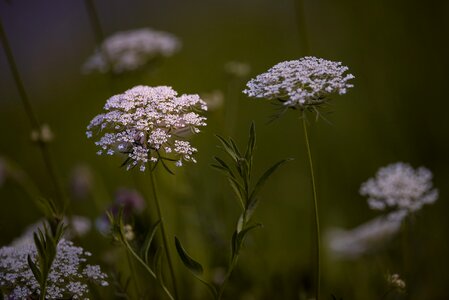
1,0 -> 448,299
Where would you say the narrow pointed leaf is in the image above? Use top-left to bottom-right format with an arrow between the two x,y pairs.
142,220 -> 161,265
213,156 -> 234,176
215,135 -> 238,161
27,255 -> 41,284
244,122 -> 256,160
175,237 -> 204,275
235,223 -> 263,251
229,139 -> 241,158
152,246 -> 162,275
249,158 -> 292,203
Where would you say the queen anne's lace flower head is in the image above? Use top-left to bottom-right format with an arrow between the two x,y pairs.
87,85 -> 207,171
360,162 -> 438,213
0,239 -> 108,299
83,28 -> 181,74
243,56 -> 354,108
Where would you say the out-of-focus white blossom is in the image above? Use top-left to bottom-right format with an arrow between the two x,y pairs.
83,28 -> 180,74
387,273 -> 406,291
201,90 -> 224,111
326,212 -> 405,259
12,217 -> 92,247
0,239 -> 108,299
30,124 -> 54,143
243,56 -> 354,108
360,162 -> 438,213
86,85 -> 207,171
224,61 -> 251,78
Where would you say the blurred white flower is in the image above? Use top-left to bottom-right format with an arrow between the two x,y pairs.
326,212 -> 405,259
86,85 -> 207,171
360,162 -> 438,213
0,239 -> 108,299
123,224 -> 135,241
224,61 -> 251,78
387,273 -> 406,291
201,90 -> 224,111
30,124 -> 54,143
83,28 -> 181,74
243,56 -> 354,108
12,217 -> 92,247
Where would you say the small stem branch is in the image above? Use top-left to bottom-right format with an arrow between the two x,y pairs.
0,16 -> 66,211
123,238 -> 175,300
301,115 -> 320,300
149,168 -> 179,300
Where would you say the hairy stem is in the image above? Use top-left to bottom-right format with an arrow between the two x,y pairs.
301,115 -> 320,300
0,16 -> 66,211
149,168 -> 179,300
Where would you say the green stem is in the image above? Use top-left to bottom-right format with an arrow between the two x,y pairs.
0,16 -> 66,211
217,254 -> 239,300
39,283 -> 47,300
123,238 -> 175,300
301,115 -> 320,300
126,250 -> 142,297
149,168 -> 179,300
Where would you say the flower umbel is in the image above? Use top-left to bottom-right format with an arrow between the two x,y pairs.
360,162 -> 438,213
83,28 -> 181,74
87,85 -> 207,171
0,239 -> 108,299
243,56 -> 354,108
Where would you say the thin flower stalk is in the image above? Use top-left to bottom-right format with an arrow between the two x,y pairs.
301,114 -> 320,300
149,166 -> 179,300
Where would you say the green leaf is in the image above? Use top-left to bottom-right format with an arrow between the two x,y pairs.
27,255 -> 41,284
141,220 -> 161,265
212,156 -> 235,178
215,135 -> 238,161
249,158 -> 292,204
244,197 -> 260,224
244,122 -> 256,160
232,223 -> 263,260
152,246 -> 163,274
229,138 -> 242,158
175,237 -> 204,275
228,178 -> 245,209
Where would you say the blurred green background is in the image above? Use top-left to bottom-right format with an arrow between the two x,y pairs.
1,0 -> 448,299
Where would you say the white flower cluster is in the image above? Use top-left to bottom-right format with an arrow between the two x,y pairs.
243,56 -> 354,108
83,28 -> 181,74
87,85 -> 207,171
327,162 -> 438,259
0,239 -> 108,299
360,162 -> 438,213
326,212 -> 405,259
